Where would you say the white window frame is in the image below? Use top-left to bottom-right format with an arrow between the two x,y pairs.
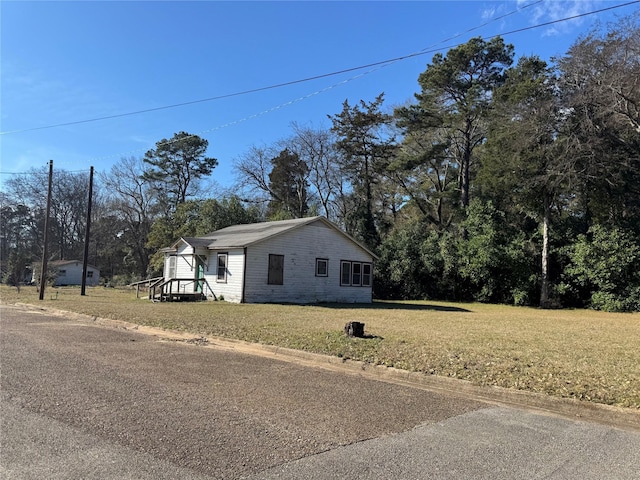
316,258 -> 328,277
216,253 -> 228,283
340,261 -> 351,286
340,261 -> 372,287
362,263 -> 372,287
168,255 -> 176,279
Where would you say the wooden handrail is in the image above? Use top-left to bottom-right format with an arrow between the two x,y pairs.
149,278 -> 215,302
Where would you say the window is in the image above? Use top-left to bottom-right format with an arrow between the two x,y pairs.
362,263 -> 372,287
316,258 -> 328,277
352,262 -> 362,286
340,261 -> 351,286
340,261 -> 373,287
86,271 -> 94,278
217,253 -> 227,282
58,269 -> 66,276
168,256 -> 176,278
268,254 -> 284,285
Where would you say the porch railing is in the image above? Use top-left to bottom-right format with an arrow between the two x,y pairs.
149,278 -> 216,302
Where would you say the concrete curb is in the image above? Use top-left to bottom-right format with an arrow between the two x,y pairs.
10,302 -> 640,432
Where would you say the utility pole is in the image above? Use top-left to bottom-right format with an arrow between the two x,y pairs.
81,166 -> 94,296
39,160 -> 53,301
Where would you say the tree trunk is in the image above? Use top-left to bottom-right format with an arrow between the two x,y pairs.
540,194 -> 551,308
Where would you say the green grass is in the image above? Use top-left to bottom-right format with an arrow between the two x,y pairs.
2,285 -> 639,408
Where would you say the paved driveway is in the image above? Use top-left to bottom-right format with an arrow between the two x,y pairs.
1,304 -> 639,479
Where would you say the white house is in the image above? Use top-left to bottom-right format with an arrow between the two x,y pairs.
32,260 -> 100,287
158,216 -> 376,304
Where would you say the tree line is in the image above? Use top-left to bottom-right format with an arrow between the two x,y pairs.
2,14 -> 638,311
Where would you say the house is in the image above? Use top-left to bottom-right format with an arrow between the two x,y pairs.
157,216 -> 376,304
32,260 -> 100,287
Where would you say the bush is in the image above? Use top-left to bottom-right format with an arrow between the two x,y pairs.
562,225 -> 640,312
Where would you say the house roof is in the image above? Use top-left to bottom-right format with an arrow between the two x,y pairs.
33,260 -> 100,271
168,216 -> 377,258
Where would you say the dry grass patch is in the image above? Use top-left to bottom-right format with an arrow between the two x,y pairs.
2,285 -> 639,408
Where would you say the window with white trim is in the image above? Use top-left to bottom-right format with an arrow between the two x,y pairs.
340,261 -> 351,286
316,258 -> 328,277
362,263 -> 372,287
217,253 -> 228,282
340,261 -> 373,287
352,262 -> 362,286
168,255 -> 176,278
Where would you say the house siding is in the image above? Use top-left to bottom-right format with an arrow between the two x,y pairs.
203,248 -> 245,302
243,220 -> 373,304
164,243 -> 208,295
49,262 -> 100,286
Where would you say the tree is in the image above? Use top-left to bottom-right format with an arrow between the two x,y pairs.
479,56 -> 575,308
3,250 -> 31,291
145,196 -> 261,274
406,36 -> 514,209
172,196 -> 261,238
233,145 -> 276,207
266,148 -> 310,219
329,93 -> 396,249
562,225 -> 640,312
99,157 -> 158,279
143,131 -> 218,214
0,192 -> 40,268
390,109 -> 457,228
287,123 -> 343,221
555,13 -> 640,231
4,167 -> 92,262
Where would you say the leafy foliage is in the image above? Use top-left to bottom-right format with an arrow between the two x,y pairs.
2,17 -> 640,310
562,225 -> 640,312
143,131 -> 218,213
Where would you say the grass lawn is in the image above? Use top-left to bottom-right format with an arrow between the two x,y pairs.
2,284 -> 639,409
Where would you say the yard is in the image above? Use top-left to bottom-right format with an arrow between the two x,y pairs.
2,285 -> 639,409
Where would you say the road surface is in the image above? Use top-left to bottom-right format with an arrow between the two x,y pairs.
1,304 -> 639,479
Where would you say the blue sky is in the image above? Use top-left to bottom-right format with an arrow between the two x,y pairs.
2,0 -> 639,190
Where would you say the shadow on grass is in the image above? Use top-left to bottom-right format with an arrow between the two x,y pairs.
315,301 -> 471,313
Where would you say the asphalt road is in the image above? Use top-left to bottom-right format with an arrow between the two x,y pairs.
1,304 -> 639,479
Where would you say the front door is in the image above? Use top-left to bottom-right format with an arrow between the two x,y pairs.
195,257 -> 205,293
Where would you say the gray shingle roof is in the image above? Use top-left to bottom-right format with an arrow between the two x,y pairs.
167,216 -> 376,258
199,216 -> 323,249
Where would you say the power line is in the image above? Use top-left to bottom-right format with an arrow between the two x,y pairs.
0,168 -> 92,176
1,0 -> 636,137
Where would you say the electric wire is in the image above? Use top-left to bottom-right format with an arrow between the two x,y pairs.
1,0 -> 636,137
86,0 -> 639,164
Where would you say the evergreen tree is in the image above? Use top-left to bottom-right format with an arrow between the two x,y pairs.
329,93 -> 395,250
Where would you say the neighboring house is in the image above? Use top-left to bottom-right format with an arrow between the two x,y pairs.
158,216 -> 376,304
32,260 -> 101,287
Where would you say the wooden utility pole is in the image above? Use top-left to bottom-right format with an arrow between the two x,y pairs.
39,160 -> 53,301
81,166 -> 94,296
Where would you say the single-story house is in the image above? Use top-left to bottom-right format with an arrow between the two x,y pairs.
32,260 -> 100,287
158,216 -> 376,304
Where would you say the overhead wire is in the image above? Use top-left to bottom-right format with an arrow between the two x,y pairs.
80,0 -> 548,163
0,0 -> 637,171
2,0 -> 636,137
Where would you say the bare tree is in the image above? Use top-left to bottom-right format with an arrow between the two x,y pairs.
287,123 -> 344,222
233,145 -> 277,206
99,156 -> 158,278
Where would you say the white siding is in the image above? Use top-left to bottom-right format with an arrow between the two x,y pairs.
53,262 -> 100,286
243,220 -> 373,304
163,243 -> 206,295
202,249 -> 245,302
